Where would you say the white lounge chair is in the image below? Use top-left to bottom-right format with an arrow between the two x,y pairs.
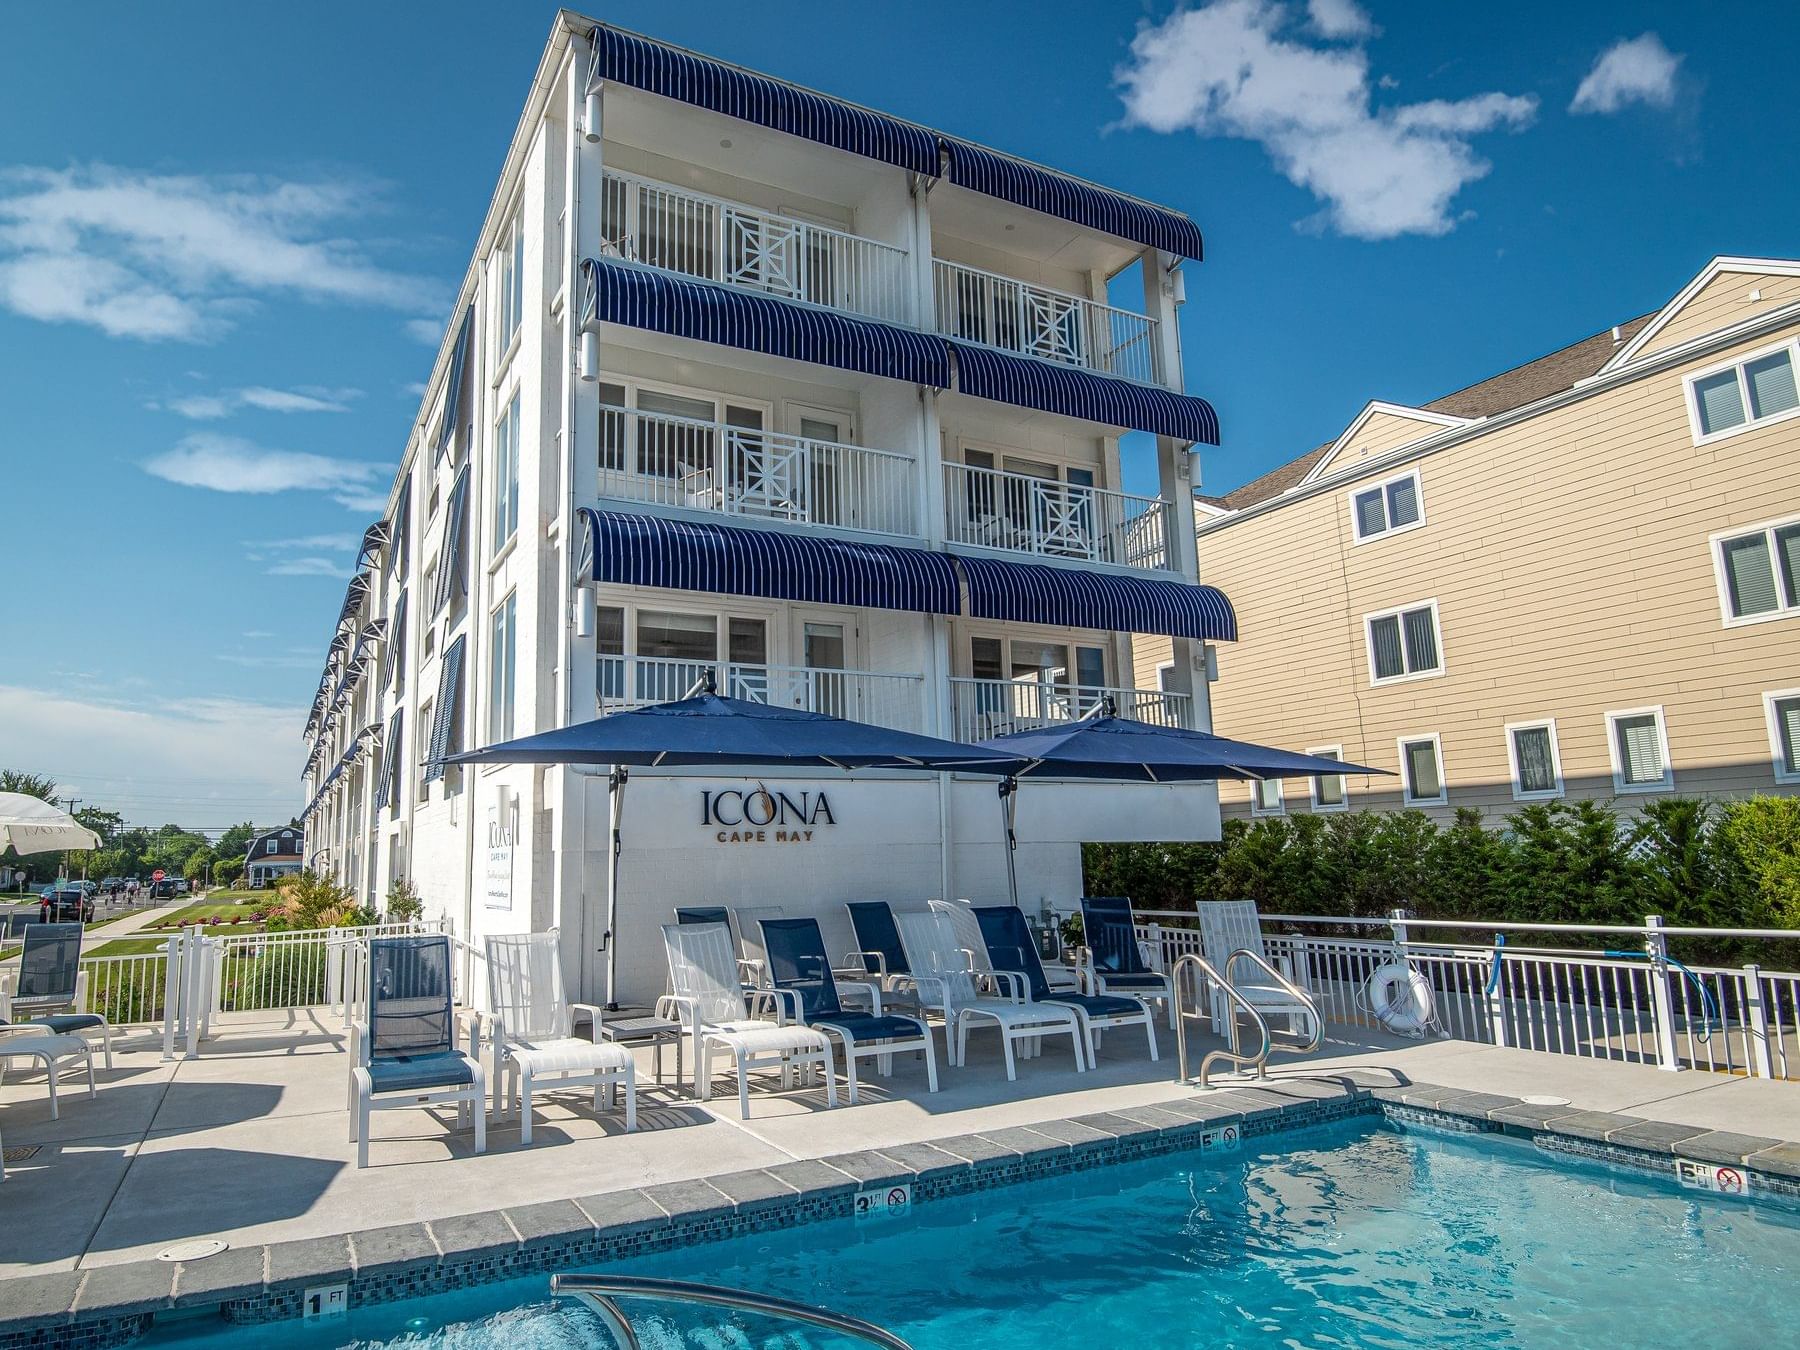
896,911 -> 1084,1077
0,1026 -> 94,1120
0,922 -> 113,1068
1194,900 -> 1318,1040
930,899 -> 1079,992
483,930 -> 636,1144
658,922 -> 836,1119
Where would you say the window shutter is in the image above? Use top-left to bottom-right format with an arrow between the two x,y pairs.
1722,534 -> 1779,617
431,466 -> 470,617
1777,697 -> 1800,775
1402,606 -> 1439,672
374,710 -> 403,810
1355,488 -> 1386,538
385,591 -> 409,689
1370,616 -> 1404,679
391,479 -> 412,577
1746,350 -> 1799,420
1386,476 -> 1420,527
1616,715 -> 1664,785
1513,726 -> 1555,793
425,636 -> 466,782
1693,370 -> 1746,435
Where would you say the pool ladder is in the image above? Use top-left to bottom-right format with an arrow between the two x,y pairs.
1172,950 -> 1322,1088
553,1274 -> 913,1350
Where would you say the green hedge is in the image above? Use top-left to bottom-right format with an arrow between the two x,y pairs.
1082,797 -> 1800,967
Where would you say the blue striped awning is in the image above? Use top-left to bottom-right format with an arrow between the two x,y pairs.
434,305 -> 473,460
588,26 -> 940,176
582,260 -> 951,387
578,508 -> 959,615
949,341 -> 1219,445
941,139 -> 1204,260
954,555 -> 1237,642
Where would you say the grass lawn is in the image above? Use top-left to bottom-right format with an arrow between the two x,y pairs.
88,925 -> 252,957
147,902 -> 265,931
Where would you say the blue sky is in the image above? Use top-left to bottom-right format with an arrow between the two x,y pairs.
2,1 -> 1793,826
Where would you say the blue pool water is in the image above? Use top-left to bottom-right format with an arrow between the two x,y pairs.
145,1118 -> 1800,1349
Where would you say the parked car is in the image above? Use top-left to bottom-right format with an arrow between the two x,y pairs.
39,887 -> 95,923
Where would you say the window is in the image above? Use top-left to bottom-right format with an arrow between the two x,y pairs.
1687,342 -> 1800,441
1606,707 -> 1672,794
1505,721 -> 1563,800
488,592 -> 517,743
1307,746 -> 1347,811
1365,601 -> 1443,684
265,839 -> 277,855
1349,470 -> 1424,542
498,205 -> 524,356
593,605 -> 772,707
416,698 -> 434,794
596,379 -> 769,481
1713,517 -> 1800,624
492,391 -> 521,552
1765,691 -> 1800,784
1398,735 -> 1445,805
1251,777 -> 1284,816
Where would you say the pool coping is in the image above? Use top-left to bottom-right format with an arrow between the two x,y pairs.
5,1074 -> 1798,1349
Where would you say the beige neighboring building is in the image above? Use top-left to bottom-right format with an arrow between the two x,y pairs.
1139,256 -> 1800,820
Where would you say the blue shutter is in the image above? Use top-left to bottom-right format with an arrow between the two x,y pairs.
425,637 -> 466,783
434,306 -> 474,460
431,466 -> 470,617
374,710 -> 403,810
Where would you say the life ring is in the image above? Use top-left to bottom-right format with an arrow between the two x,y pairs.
1368,962 -> 1434,1035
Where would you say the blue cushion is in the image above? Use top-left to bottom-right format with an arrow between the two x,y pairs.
1045,993 -> 1147,1020
1097,973 -> 1168,991
813,1013 -> 925,1044
366,1050 -> 476,1094
30,1013 -> 105,1035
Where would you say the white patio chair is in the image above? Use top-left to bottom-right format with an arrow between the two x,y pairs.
658,922 -> 836,1119
930,899 -> 1079,993
0,922 -> 114,1068
483,930 -> 636,1145
0,1027 -> 95,1120
1194,900 -> 1317,1039
896,911 -> 1084,1077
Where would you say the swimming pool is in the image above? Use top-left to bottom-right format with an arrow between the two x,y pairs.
143,1117 -> 1800,1349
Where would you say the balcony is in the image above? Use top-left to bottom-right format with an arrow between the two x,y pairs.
943,462 -> 1171,570
600,405 -> 920,537
600,168 -> 913,325
932,259 -> 1162,385
599,655 -> 925,732
950,677 -> 1190,743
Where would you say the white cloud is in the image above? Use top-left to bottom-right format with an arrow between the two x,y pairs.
400,381 -> 428,398
142,431 -> 389,509
0,164 -> 443,342
154,385 -> 358,420
0,684 -> 304,827
1307,0 -> 1374,40
260,532 -> 361,553
1116,0 -> 1537,240
165,394 -> 233,420
1571,34 -> 1681,115
265,557 -> 353,578
403,317 -> 444,345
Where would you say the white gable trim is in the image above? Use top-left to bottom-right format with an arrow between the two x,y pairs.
1600,255 -> 1800,374
1300,401 -> 1475,486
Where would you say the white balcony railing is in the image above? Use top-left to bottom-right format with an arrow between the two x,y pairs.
600,168 -> 913,326
943,462 -> 1171,569
949,677 -> 1190,743
932,259 -> 1162,385
600,655 -> 925,732
599,406 -> 919,537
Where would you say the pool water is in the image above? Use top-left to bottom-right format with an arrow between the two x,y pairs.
144,1118 -> 1800,1350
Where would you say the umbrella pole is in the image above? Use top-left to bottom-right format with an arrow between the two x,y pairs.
605,765 -> 628,1011
998,776 -> 1019,908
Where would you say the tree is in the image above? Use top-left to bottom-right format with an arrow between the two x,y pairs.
0,770 -> 55,799
183,846 -> 215,884
75,808 -> 124,845
385,876 -> 423,923
213,821 -> 257,863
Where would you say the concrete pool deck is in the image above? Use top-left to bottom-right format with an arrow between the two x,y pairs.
1,1009 -> 1797,1345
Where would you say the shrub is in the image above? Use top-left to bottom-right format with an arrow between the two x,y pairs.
384,876 -> 424,925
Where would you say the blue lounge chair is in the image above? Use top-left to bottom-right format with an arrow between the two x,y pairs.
349,935 -> 486,1168
1079,897 -> 1177,1029
844,902 -> 922,1011
758,917 -> 938,1104
972,905 -> 1158,1067
0,922 -> 113,1068
674,907 -> 729,926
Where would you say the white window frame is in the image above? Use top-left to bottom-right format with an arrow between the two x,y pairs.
1364,599 -> 1445,687
1503,719 -> 1564,801
491,389 -> 521,556
1764,688 -> 1800,785
1604,705 -> 1674,794
962,627 -> 1113,689
1347,468 -> 1426,544
488,591 -> 518,744
1250,776 -> 1285,817
595,374 -> 778,477
495,201 -> 525,367
1710,512 -> 1800,628
1306,745 -> 1348,812
1684,337 -> 1800,446
1396,733 -> 1447,806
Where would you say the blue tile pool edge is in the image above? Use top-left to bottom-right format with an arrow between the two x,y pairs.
6,1078 -> 1797,1350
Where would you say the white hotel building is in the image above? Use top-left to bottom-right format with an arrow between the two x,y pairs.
299,14 -> 1235,1005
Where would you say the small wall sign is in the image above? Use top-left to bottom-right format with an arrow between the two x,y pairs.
1201,1124 -> 1241,1152
1675,1158 -> 1748,1196
854,1183 -> 912,1221
303,1283 -> 348,1321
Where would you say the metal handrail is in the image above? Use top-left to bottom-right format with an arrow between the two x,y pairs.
552,1275 -> 913,1350
1223,947 -> 1323,1057
1172,952 -> 1269,1088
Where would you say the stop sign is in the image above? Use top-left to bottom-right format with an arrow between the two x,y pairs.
152,869 -> 166,882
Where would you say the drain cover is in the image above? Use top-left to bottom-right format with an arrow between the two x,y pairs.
1522,1095 -> 1572,1107
157,1240 -> 228,1263
2,1146 -> 41,1163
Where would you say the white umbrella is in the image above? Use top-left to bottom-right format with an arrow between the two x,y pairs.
0,792 -> 100,855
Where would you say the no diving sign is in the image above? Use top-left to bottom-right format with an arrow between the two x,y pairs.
1675,1158 -> 1749,1197
1201,1124 -> 1241,1153
854,1184 -> 912,1221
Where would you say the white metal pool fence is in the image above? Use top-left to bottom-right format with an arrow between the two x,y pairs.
1133,909 -> 1800,1082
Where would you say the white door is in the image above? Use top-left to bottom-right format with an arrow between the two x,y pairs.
792,408 -> 850,526
791,611 -> 856,720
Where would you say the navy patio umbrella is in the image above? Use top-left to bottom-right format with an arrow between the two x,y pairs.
447,674 -> 1022,1004
977,702 -> 1388,906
